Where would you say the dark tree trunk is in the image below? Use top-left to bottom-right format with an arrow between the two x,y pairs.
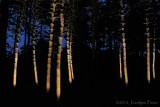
92,0 -> 98,64
28,22 -> 31,46
108,32 -> 112,52
28,6 -> 31,46
40,24 -> 43,39
24,16 -> 27,55
0,0 -> 9,96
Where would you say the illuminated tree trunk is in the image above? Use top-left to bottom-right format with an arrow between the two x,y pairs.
67,25 -> 72,83
70,0 -> 75,80
56,0 -> 64,99
145,17 -> 150,83
120,0 -> 128,85
122,33 -> 128,85
70,31 -> 74,80
66,0 -> 74,82
152,38 -> 155,79
119,41 -> 122,79
32,0 -> 38,84
13,8 -> 23,87
46,1 -> 56,92
152,24 -> 156,79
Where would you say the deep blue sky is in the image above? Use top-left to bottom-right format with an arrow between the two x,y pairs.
7,29 -> 66,52
6,0 -> 106,52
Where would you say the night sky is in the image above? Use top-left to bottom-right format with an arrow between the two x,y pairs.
7,27 -> 67,52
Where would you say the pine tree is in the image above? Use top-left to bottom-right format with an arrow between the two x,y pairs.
46,0 -> 56,92
13,4 -> 24,87
120,0 -> 128,85
56,0 -> 64,99
32,0 -> 38,84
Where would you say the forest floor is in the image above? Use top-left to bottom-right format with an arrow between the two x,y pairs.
3,48 -> 160,106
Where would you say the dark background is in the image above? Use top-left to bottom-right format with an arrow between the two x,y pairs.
1,0 -> 160,106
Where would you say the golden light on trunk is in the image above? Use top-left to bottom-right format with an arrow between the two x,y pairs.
122,33 -> 128,85
32,1 -> 38,84
46,1 -> 56,92
119,43 -> 122,79
146,17 -> 150,83
56,0 -> 64,99
67,26 -> 72,83
70,0 -> 75,80
147,33 -> 150,83
56,37 -> 63,99
46,32 -> 53,92
33,41 -> 38,84
120,0 -> 128,85
70,36 -> 74,80
13,9 -> 23,87
152,42 -> 155,79
152,24 -> 156,79
13,52 -> 18,87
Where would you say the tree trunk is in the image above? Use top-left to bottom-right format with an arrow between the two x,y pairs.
91,1 -> 96,64
70,29 -> 74,80
56,0 -> 64,99
32,0 -> 38,84
70,0 -> 75,80
122,33 -> 128,85
24,13 -> 27,55
46,1 -> 56,92
28,6 -> 31,46
67,25 -> 72,83
152,24 -> 156,79
13,8 -> 23,87
145,17 -> 150,83
119,41 -> 122,79
40,24 -> 43,39
120,0 -> 128,85
66,0 -> 74,83
108,32 -> 112,52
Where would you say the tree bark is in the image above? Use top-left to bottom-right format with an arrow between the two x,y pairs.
145,17 -> 150,83
24,13 -> 27,55
13,8 -> 23,87
119,40 -> 122,79
70,0 -> 75,80
28,5 -> 31,46
67,25 -> 72,83
91,0 -> 96,64
70,29 -> 74,80
40,24 -> 43,39
46,1 -> 56,92
32,0 -> 38,84
120,0 -> 128,85
56,0 -> 64,100
152,24 -> 156,79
